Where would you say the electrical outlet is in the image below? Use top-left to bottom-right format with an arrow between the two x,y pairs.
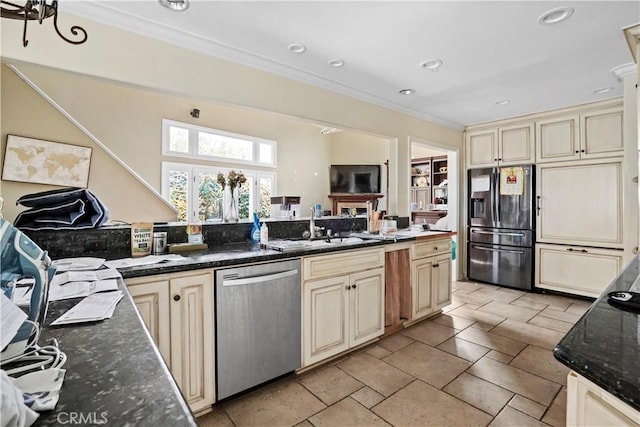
85,239 -> 107,251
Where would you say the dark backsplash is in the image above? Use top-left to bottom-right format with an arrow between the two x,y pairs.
23,217 -> 375,260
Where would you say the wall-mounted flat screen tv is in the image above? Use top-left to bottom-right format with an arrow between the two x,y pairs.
330,164 -> 381,194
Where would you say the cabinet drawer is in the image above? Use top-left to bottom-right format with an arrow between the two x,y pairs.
535,243 -> 623,298
303,248 -> 384,281
411,238 -> 451,260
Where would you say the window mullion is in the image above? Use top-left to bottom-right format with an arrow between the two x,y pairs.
190,129 -> 198,156
189,168 -> 198,223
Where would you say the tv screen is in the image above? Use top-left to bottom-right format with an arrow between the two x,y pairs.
330,164 -> 381,194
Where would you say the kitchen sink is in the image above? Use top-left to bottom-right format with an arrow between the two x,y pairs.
267,237 -> 364,252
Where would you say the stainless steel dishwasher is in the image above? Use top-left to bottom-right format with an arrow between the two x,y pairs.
215,258 -> 301,400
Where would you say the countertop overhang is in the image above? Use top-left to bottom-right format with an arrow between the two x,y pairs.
553,256 -> 640,412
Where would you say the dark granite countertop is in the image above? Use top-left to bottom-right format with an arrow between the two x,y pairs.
554,256 -> 640,412
117,232 -> 457,279
34,280 -> 196,426
118,239 -> 388,279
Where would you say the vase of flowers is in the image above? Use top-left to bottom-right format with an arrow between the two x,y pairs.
218,170 -> 247,222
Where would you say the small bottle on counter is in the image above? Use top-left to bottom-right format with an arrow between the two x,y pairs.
260,222 -> 269,248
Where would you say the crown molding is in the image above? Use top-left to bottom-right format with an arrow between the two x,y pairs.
610,62 -> 637,81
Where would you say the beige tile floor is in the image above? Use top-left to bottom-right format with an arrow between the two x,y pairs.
198,280 -> 593,427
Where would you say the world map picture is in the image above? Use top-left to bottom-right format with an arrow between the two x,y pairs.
2,135 -> 92,188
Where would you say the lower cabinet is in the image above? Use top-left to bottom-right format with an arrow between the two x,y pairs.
127,270 -> 215,414
567,371 -> 640,426
302,248 -> 385,367
536,243 -> 624,298
410,238 -> 452,321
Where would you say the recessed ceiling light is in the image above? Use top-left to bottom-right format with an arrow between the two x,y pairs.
399,88 -> 416,95
537,7 -> 574,25
593,87 -> 613,95
158,0 -> 189,11
328,59 -> 345,68
288,43 -> 307,54
419,59 -> 443,71
494,99 -> 511,105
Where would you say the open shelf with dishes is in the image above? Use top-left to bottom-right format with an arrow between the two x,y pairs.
410,155 -> 448,223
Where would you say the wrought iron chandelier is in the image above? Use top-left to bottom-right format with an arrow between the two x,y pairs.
1,0 -> 88,47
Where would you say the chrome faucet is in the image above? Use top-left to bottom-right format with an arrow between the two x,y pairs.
309,205 -> 316,238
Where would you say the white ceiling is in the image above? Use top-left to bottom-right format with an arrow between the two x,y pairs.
62,0 -> 639,129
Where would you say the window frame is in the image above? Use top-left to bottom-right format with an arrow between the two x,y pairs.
162,119 -> 277,167
162,161 -> 277,223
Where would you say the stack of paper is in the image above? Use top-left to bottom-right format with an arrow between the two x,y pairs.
52,257 -> 105,272
104,254 -> 183,269
48,279 -> 119,302
51,291 -> 124,325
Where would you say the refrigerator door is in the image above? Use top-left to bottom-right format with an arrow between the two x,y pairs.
496,165 -> 534,230
468,168 -> 498,228
468,242 -> 533,291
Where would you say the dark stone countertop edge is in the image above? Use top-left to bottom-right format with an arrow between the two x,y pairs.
117,231 -> 458,279
553,256 -> 640,412
34,281 -> 197,426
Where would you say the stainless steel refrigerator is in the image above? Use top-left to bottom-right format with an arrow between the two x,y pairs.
467,165 -> 535,291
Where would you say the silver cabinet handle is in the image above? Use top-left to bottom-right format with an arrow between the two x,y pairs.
471,230 -> 525,237
222,269 -> 298,286
472,245 -> 525,255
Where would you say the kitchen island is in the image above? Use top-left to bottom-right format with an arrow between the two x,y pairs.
31,228 -> 456,422
554,256 -> 640,425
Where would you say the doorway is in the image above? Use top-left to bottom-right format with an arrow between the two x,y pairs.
410,139 -> 460,280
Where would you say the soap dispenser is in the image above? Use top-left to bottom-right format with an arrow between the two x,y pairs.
251,213 -> 261,242
260,222 -> 269,248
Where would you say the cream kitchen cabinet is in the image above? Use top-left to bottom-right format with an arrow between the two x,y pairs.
536,159 -> 623,248
126,270 -> 215,414
302,248 -> 385,367
409,238 -> 452,322
128,280 -> 171,363
536,106 -> 623,163
567,371 -> 640,427
465,123 -> 534,169
535,243 -> 623,298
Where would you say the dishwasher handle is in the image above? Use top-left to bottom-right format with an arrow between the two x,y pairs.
222,269 -> 298,287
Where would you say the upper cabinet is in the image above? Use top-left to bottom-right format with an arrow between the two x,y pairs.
466,99 -> 623,169
536,106 -> 623,163
466,123 -> 534,168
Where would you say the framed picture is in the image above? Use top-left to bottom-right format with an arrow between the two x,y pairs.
2,135 -> 92,188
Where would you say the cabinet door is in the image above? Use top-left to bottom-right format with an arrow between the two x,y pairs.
169,272 -> 215,413
128,280 -> 171,366
536,243 -> 623,298
567,371 -> 640,427
536,114 -> 580,163
581,107 -> 623,159
499,123 -> 534,165
433,254 -> 452,309
411,258 -> 435,320
349,268 -> 384,348
537,161 -> 623,248
303,275 -> 349,367
466,129 -> 498,168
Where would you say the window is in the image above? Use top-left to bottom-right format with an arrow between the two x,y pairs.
161,120 -> 277,222
163,162 -> 275,223
162,119 -> 276,167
